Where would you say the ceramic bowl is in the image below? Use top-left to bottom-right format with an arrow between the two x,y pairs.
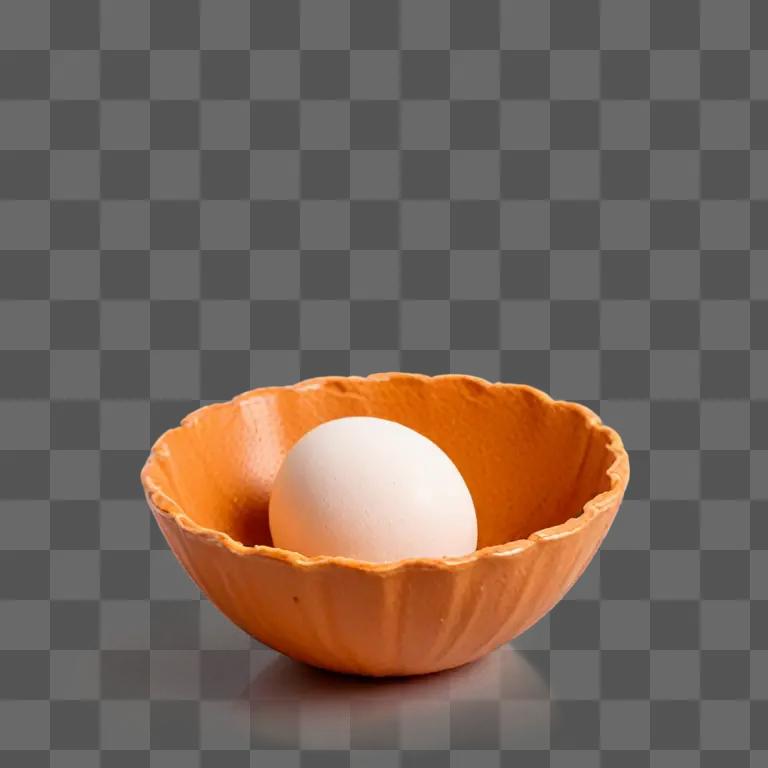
141,373 -> 629,677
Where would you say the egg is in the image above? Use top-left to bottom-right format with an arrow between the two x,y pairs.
269,416 -> 478,563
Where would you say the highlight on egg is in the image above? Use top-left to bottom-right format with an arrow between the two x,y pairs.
268,416 -> 478,563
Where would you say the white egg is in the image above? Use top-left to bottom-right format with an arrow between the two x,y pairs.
269,416 -> 478,563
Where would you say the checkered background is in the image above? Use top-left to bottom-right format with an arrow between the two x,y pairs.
1,0 -> 767,765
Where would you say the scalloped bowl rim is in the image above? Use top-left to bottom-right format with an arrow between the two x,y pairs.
140,373 -> 629,574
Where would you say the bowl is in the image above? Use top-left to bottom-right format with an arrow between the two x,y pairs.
141,373 -> 629,677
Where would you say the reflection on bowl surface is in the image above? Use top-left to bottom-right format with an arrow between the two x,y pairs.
142,373 -> 629,676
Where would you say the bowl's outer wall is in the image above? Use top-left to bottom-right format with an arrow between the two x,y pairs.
145,375 -> 627,676
152,489 -> 620,677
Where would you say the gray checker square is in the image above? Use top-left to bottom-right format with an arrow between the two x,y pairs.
0,0 -> 760,762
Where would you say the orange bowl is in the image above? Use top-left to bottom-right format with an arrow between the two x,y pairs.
141,373 -> 629,677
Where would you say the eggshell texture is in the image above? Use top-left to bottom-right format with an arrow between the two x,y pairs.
269,416 -> 478,562
141,373 -> 630,677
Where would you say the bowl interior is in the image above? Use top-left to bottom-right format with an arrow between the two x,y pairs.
148,377 -> 615,551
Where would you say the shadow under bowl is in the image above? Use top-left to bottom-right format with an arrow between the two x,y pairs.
141,373 -> 629,677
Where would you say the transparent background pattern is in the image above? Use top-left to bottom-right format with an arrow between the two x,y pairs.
0,0 -> 766,765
